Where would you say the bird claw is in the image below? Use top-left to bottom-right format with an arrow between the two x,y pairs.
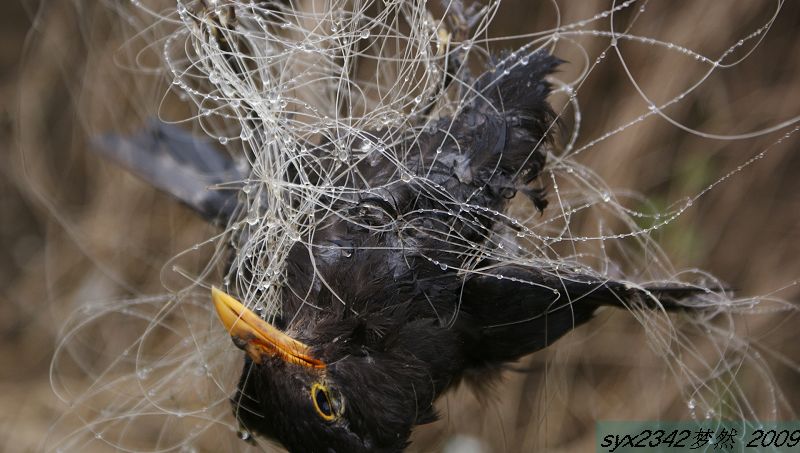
192,0 -> 238,47
446,0 -> 485,40
437,0 -> 488,91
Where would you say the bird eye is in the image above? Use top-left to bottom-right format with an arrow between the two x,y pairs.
311,383 -> 340,421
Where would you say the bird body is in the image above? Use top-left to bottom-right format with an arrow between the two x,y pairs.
97,50 -> 708,452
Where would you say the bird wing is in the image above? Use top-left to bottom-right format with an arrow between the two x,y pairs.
458,264 -> 714,365
92,119 -> 246,225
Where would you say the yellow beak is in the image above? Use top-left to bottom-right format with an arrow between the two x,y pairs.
211,287 -> 325,369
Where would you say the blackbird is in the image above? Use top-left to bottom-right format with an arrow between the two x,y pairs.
95,50 -> 710,452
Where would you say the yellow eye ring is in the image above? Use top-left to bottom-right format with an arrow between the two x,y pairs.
311,382 -> 338,421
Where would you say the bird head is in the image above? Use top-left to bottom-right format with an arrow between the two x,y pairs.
211,287 -> 458,452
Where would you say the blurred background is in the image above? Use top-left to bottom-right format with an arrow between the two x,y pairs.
2,1 -> 798,452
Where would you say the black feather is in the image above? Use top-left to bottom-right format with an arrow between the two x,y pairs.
97,49 -> 716,453
458,264 -> 715,365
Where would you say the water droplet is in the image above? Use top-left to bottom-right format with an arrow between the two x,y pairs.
268,91 -> 280,105
219,136 -> 229,145
438,262 -> 447,271
520,56 -> 529,65
687,399 -> 696,410
360,29 -> 370,39
461,40 -> 472,51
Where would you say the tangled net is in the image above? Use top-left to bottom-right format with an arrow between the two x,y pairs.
35,0 -> 798,451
